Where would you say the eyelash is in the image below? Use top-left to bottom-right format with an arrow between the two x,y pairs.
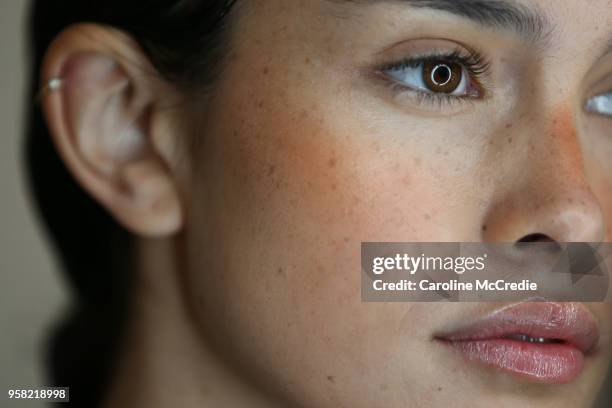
376,48 -> 491,107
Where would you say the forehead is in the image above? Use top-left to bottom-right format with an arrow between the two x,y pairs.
239,0 -> 612,42
229,0 -> 612,75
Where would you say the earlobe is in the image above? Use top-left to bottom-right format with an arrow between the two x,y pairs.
40,24 -> 184,237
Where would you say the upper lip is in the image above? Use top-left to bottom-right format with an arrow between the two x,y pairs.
434,302 -> 600,353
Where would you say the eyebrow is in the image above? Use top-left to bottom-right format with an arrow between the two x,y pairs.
331,0 -> 552,44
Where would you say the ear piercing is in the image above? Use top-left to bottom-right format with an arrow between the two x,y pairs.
36,78 -> 63,102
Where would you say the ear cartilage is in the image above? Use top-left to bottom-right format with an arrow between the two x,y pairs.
36,78 -> 63,103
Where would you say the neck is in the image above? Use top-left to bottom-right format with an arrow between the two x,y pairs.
103,238 -> 272,408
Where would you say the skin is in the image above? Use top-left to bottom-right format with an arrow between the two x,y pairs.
39,0 -> 612,406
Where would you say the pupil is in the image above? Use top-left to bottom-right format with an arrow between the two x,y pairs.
422,61 -> 463,93
431,64 -> 452,86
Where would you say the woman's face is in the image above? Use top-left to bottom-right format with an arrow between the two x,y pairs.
180,0 -> 612,406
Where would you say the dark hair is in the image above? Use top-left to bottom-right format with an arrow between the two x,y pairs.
24,1 -> 237,406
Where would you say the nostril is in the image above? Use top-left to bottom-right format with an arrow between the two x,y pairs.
515,233 -> 562,252
517,233 -> 554,243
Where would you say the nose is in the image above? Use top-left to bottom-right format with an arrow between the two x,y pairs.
482,109 -> 605,244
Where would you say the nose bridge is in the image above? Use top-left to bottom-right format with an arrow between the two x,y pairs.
534,107 -> 604,238
528,105 -> 586,193
520,48 -> 586,179
482,104 -> 605,243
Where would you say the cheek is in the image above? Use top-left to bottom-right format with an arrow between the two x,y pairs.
224,108 -> 451,278
185,93 -> 455,378
199,62 -> 491,315
232,115 -> 461,242
184,50 -> 490,401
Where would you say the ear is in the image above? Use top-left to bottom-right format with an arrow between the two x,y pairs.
40,24 -> 185,237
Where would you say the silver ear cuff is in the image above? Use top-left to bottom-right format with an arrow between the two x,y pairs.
36,78 -> 63,102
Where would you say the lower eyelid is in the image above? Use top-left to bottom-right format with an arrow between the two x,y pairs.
387,81 -> 473,107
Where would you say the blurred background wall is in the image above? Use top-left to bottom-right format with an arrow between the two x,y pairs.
1,0 -> 68,407
0,0 -> 609,407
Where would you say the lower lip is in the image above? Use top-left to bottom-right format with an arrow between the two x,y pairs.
441,338 -> 585,384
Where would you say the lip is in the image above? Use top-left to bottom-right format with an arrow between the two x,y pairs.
434,302 -> 600,384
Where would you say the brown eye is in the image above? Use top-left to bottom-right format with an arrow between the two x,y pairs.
422,61 -> 463,94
